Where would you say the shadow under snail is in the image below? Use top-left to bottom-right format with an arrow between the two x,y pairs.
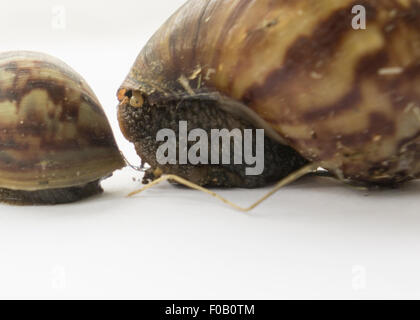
0,51 -> 125,205
116,0 -> 420,210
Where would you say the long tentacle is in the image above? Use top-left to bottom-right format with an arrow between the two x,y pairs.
128,163 -> 320,212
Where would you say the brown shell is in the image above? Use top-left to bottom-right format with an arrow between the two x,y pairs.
0,51 -> 125,191
118,0 -> 420,185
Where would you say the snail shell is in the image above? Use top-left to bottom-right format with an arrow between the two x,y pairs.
118,0 -> 420,186
0,51 -> 125,204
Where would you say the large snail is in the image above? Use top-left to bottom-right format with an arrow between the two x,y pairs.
118,0 -> 420,201
0,51 -> 125,205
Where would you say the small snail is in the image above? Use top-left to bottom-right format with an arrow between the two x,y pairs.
0,51 -> 125,205
117,0 -> 420,202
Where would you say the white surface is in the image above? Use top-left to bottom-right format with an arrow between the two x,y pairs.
0,0 -> 419,300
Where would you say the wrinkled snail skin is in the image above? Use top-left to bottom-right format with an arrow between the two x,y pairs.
0,51 -> 125,205
118,0 -> 420,186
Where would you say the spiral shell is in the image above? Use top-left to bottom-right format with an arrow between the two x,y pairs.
118,0 -> 420,186
0,51 -> 124,204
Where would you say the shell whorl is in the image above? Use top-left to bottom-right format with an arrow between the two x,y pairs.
0,51 -> 124,191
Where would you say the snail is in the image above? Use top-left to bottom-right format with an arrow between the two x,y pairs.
0,51 -> 125,205
117,0 -> 420,210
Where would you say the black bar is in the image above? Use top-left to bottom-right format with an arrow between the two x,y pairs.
0,300 -> 415,318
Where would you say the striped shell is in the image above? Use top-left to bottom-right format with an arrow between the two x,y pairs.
118,0 -> 420,185
0,51 -> 124,191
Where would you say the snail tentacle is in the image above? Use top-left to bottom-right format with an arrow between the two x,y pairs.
128,163 -> 320,212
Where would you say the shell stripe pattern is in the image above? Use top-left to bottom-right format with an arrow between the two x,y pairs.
0,52 -> 124,190
119,0 -> 420,183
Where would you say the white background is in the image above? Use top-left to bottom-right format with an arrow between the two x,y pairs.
0,0 -> 419,300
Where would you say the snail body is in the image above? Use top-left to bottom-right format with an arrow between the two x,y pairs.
0,51 -> 125,205
118,0 -> 420,187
